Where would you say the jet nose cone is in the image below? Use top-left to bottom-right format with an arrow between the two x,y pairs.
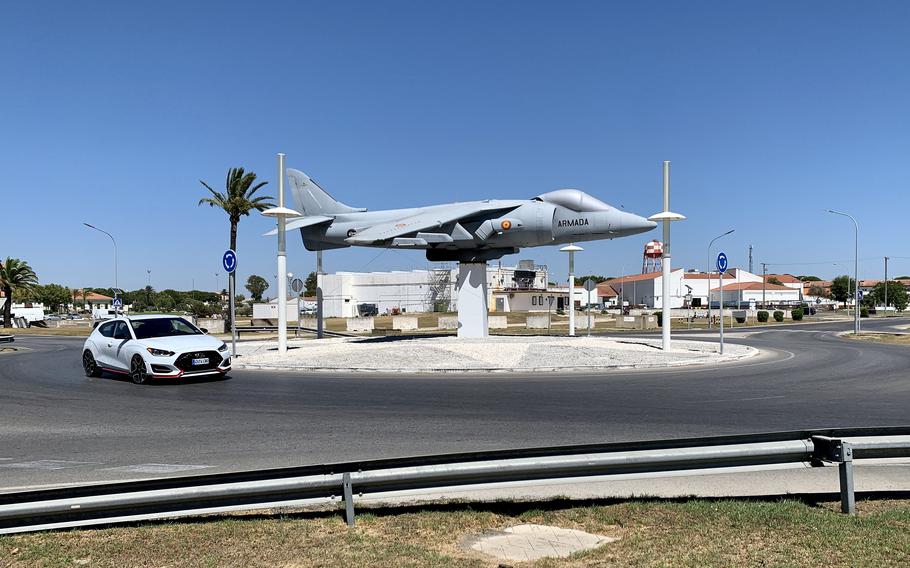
621,211 -> 657,233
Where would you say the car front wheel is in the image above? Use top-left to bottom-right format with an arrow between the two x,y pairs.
130,355 -> 149,385
82,350 -> 102,378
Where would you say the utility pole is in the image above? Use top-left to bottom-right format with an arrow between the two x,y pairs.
762,263 -> 767,309
748,245 -> 753,274
884,256 -> 889,315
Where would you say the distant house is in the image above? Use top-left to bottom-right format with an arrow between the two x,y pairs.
710,282 -> 800,308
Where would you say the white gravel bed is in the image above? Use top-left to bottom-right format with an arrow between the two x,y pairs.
233,335 -> 756,373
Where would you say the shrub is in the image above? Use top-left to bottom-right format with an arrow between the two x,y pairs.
860,307 -> 869,318
773,311 -> 784,322
791,308 -> 804,321
757,310 -> 769,323
735,315 -> 746,324
655,311 -> 662,326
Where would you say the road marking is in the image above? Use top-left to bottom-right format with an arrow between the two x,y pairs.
0,460 -> 99,471
693,395 -> 786,404
100,464 -> 211,474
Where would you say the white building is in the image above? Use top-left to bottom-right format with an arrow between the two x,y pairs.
680,270 -> 756,308
319,260 -> 554,317
605,269 -> 685,309
709,282 -> 801,308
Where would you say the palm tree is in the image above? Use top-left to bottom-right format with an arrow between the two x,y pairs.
0,258 -> 39,327
199,167 -> 274,330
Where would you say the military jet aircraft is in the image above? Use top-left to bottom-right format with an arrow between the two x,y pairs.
272,168 -> 656,262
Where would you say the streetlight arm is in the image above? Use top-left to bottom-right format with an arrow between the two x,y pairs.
83,222 -> 118,291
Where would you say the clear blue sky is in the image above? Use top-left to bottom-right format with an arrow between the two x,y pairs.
3,1 -> 908,294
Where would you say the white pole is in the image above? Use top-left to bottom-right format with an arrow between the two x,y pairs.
568,249 -> 575,336
229,272 -> 237,357
277,153 -> 288,354
661,160 -> 671,351
316,250 -> 324,339
719,266 -> 725,354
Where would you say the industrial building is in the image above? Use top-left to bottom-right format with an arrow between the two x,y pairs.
319,260 -> 564,317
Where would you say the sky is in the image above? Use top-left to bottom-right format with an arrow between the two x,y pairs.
2,1 -> 909,295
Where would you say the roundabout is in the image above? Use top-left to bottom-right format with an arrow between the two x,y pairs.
233,335 -> 756,373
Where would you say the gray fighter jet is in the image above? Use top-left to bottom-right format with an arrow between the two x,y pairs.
273,169 -> 656,262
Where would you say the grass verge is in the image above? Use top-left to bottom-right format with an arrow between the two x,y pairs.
846,332 -> 910,345
0,498 -> 906,567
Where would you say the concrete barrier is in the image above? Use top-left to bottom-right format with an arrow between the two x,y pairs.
346,317 -> 375,332
488,315 -> 508,329
196,318 -> 222,332
300,317 -> 317,329
526,314 -> 549,329
614,315 -> 658,330
392,316 -> 419,331
438,316 -> 458,330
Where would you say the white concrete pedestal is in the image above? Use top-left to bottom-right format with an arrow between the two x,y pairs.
457,262 -> 488,338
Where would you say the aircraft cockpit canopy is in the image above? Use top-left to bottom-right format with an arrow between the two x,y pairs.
533,189 -> 612,212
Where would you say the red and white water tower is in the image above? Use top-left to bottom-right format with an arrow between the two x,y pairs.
642,240 -> 663,273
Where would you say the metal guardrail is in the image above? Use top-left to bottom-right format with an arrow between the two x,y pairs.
236,326 -> 352,338
0,427 -> 907,534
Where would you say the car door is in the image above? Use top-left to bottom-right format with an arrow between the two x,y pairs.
95,321 -> 117,368
108,321 -> 133,371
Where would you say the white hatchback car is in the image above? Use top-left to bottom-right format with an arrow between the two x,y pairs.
82,315 -> 231,384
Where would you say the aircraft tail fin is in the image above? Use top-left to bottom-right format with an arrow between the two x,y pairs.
286,168 -> 366,216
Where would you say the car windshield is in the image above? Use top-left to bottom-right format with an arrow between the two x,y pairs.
130,317 -> 203,339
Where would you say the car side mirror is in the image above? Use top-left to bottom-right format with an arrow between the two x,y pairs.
200,328 -> 208,334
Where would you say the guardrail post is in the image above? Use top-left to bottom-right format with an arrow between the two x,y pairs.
342,472 -> 355,527
811,436 -> 855,514
838,443 -> 855,514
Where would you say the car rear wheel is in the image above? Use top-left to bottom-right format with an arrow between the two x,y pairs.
130,355 -> 149,385
82,350 -> 102,378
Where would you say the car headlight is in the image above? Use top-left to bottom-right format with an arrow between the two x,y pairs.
218,342 -> 228,352
147,347 -> 175,357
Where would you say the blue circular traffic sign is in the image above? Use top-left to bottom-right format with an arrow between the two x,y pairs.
716,252 -> 728,273
222,249 -> 237,273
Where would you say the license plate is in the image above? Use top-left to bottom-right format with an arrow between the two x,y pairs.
191,357 -> 209,366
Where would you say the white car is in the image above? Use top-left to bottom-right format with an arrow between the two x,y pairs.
82,315 -> 231,384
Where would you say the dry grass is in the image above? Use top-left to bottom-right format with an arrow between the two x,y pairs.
0,327 -> 91,337
846,332 -> 910,345
0,498 -> 906,567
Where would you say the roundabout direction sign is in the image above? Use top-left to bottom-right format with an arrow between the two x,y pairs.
222,249 -> 238,358
222,249 -> 237,274
717,251 -> 728,355
716,251 -> 728,274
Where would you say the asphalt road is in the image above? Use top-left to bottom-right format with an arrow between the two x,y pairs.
0,318 -> 908,491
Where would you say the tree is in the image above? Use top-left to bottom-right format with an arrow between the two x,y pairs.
767,276 -> 783,286
37,283 -> 71,312
574,275 -> 610,286
830,275 -> 855,308
245,274 -> 269,302
807,284 -> 829,299
797,275 -> 821,282
143,285 -> 155,308
199,167 -> 274,331
305,271 -> 317,296
872,281 -> 909,311
0,258 -> 39,327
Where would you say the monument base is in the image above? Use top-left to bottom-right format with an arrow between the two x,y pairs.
457,262 -> 488,338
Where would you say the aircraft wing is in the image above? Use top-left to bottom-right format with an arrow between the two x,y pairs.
263,215 -> 333,236
344,201 -> 523,245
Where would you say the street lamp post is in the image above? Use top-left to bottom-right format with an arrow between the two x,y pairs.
83,223 -> 118,293
560,244 -> 583,336
707,229 -> 734,328
827,209 -> 860,334
648,160 -> 685,351
262,153 -> 302,354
